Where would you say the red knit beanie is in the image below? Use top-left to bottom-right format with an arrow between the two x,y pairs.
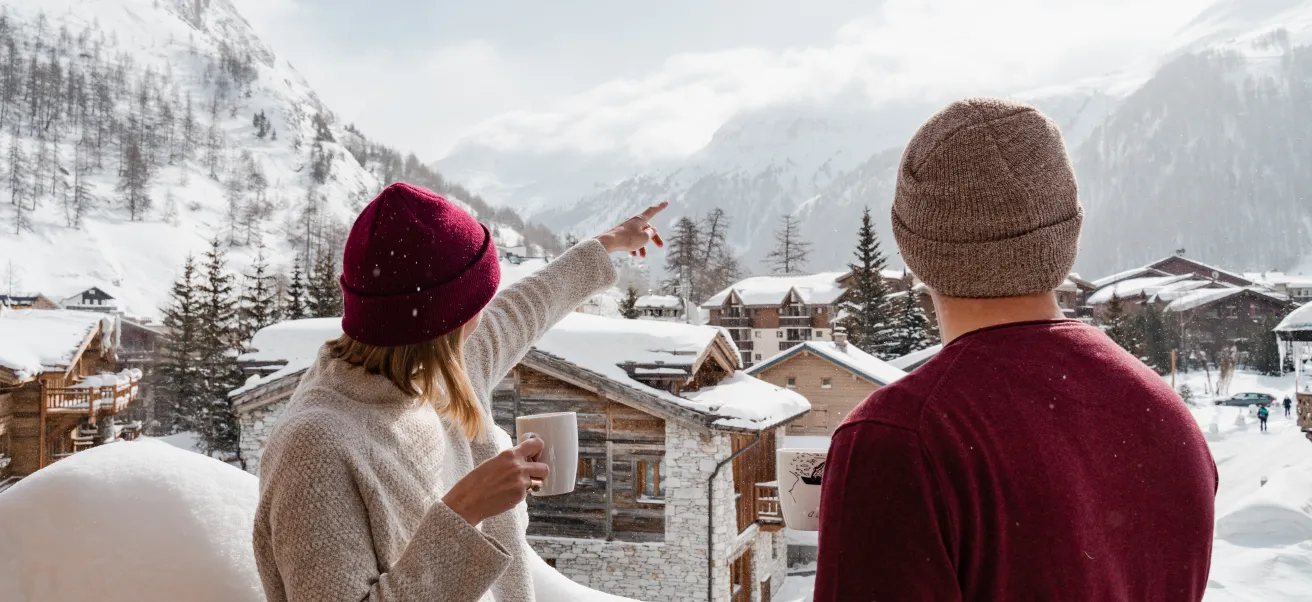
340,182 -> 500,346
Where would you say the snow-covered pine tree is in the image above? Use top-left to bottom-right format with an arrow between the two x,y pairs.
237,245 -> 282,346
1102,293 -> 1140,356
154,254 -> 204,435
1135,302 -> 1172,374
194,237 -> 242,456
886,291 -> 933,358
1248,313 -> 1283,376
764,214 -> 812,275
839,207 -> 895,358
285,260 -> 308,320
620,287 -> 640,319
308,247 -> 343,318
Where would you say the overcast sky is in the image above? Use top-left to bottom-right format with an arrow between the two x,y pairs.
233,0 -> 1214,162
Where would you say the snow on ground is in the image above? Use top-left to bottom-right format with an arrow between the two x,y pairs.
0,309 -> 110,380
773,370 -> 1312,601
0,438 -> 635,602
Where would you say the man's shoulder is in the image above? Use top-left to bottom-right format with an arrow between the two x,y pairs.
839,343 -> 971,434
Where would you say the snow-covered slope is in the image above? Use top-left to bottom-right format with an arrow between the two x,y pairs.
0,0 -> 550,319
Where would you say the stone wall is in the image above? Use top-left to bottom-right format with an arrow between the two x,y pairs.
530,420 -> 740,602
236,399 -> 286,475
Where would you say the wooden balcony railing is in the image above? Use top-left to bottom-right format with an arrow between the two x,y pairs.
779,316 -> 811,328
756,483 -> 784,532
719,317 -> 750,328
45,370 -> 142,417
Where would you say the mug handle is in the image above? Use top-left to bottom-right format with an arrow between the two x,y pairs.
519,431 -> 540,462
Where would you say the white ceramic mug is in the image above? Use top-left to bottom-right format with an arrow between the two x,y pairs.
777,448 -> 827,531
516,412 -> 579,497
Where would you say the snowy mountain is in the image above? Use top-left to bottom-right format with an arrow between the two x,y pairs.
0,0 -> 555,319
441,0 -> 1312,281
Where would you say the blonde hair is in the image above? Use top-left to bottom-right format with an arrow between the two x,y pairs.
327,330 -> 484,440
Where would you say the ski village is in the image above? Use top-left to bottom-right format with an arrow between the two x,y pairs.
2,1 -> 1312,602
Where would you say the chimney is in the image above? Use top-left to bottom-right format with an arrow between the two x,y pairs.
833,327 -> 848,353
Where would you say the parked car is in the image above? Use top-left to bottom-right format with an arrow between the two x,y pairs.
1216,392 -> 1275,407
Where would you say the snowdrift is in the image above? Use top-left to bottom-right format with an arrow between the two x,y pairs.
0,440 -> 264,602
0,439 -> 636,602
1215,466 -> 1312,546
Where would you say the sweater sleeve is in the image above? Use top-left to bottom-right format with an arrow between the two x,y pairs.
463,238 -> 617,399
255,414 -> 512,602
813,421 -> 962,602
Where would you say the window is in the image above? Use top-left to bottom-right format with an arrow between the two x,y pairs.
786,377 -> 796,389
636,459 -> 665,500
776,331 -> 783,338
755,353 -> 762,361
814,330 -> 823,338
755,331 -> 761,338
822,377 -> 832,389
578,458 -> 603,485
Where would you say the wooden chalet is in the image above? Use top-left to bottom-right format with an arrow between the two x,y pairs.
0,292 -> 59,310
1275,304 -> 1312,440
60,286 -> 121,313
703,272 -> 847,368
746,331 -> 906,436
0,309 -> 141,488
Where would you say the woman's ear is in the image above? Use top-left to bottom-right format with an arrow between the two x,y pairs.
460,312 -> 483,342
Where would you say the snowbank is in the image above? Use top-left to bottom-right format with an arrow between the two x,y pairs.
0,440 -> 263,602
0,310 -> 111,380
1215,466 -> 1312,546
1276,302 -> 1312,333
0,438 -> 636,602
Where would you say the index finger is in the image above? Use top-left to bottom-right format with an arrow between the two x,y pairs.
639,200 -> 669,221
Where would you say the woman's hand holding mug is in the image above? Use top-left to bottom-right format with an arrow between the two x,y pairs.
443,437 -> 549,526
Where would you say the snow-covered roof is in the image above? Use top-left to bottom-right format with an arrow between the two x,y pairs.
636,295 -> 682,309
1087,275 -> 1195,305
1165,287 -> 1289,313
747,341 -> 906,386
1148,279 -> 1219,302
1149,255 -> 1253,285
0,309 -> 112,381
702,272 -> 847,308
532,313 -> 805,430
1246,271 -> 1312,288
238,318 -> 342,365
1091,266 -> 1169,289
888,344 -> 943,371
1276,303 -> 1312,333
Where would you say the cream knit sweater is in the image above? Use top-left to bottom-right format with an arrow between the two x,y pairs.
253,240 -> 617,602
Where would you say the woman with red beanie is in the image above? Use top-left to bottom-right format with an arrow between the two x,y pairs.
252,182 -> 666,602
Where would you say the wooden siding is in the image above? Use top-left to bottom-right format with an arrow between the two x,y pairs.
494,366 -> 667,543
731,430 -> 777,533
753,351 -> 883,436
1151,256 -> 1252,287
753,307 -> 780,329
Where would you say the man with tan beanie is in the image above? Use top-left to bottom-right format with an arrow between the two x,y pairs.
814,98 -> 1217,601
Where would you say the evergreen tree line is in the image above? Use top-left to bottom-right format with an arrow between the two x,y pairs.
0,11 -> 262,233
661,207 -> 744,304
838,206 -> 937,360
153,237 -> 343,452
1101,294 -> 1285,377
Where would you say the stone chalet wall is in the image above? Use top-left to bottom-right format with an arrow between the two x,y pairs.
237,398 -> 288,475
530,420 -> 785,602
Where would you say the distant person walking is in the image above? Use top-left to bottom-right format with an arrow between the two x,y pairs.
814,98 -> 1217,602
1258,405 -> 1270,432
1285,395 -> 1293,418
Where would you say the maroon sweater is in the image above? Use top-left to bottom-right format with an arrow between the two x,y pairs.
814,320 -> 1216,602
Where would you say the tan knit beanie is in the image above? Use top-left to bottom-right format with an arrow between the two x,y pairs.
891,97 -> 1083,299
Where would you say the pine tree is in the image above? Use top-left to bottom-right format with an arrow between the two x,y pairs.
886,291 -> 933,358
119,138 -> 151,220
764,214 -> 812,274
1102,293 -> 1140,356
1248,313 -> 1283,376
620,287 -> 641,319
194,238 -> 242,457
237,245 -> 282,346
662,217 -> 701,300
839,208 -> 895,357
563,233 -> 579,248
308,247 -> 343,318
156,255 -> 204,434
285,260 -> 308,320
1136,302 -> 1173,374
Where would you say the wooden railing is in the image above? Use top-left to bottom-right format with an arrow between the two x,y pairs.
45,371 -> 141,416
756,483 -> 784,532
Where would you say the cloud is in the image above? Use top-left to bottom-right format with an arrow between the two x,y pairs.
453,0 -> 1213,161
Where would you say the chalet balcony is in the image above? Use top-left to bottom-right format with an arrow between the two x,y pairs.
756,482 -> 784,532
45,369 -> 142,417
779,316 -> 811,328
720,317 -> 750,328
